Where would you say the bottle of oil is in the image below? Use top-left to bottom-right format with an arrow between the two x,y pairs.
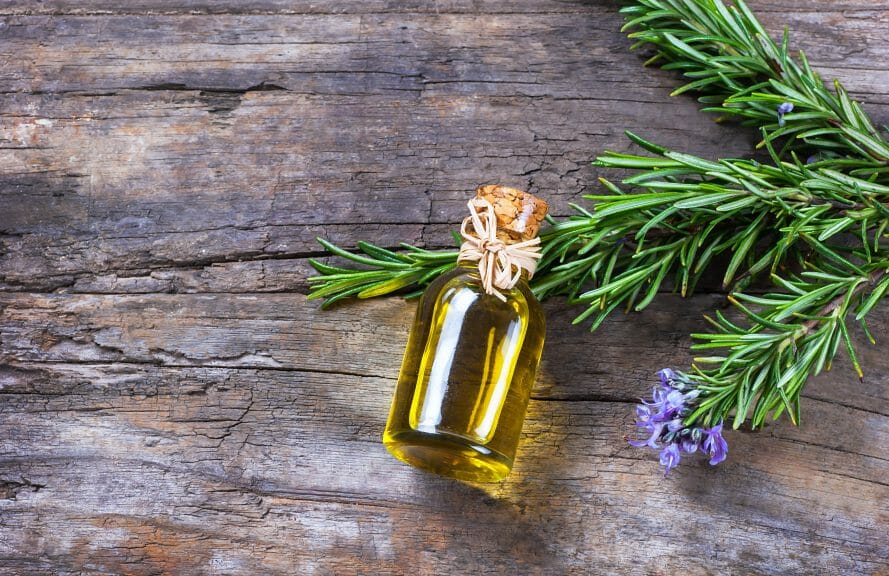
383,185 -> 547,482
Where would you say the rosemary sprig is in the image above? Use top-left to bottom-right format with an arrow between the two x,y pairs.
311,131 -> 888,326
307,0 -> 889,468
307,238 -> 458,307
689,251 -> 887,430
621,0 -> 889,179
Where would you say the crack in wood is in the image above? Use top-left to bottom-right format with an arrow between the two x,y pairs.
0,477 -> 45,499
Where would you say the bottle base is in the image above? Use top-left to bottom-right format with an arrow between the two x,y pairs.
383,428 -> 512,483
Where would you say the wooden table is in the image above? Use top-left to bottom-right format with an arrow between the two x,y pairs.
1,1 -> 887,574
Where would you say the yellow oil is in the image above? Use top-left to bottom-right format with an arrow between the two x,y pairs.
383,264 -> 545,482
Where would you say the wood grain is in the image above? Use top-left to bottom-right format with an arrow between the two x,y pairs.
0,1 -> 887,574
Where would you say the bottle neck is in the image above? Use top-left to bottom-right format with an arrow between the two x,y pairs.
456,260 -> 533,282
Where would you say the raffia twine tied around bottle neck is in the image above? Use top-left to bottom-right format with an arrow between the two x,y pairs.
458,185 -> 548,302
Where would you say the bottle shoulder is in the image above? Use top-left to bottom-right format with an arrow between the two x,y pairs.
418,264 -> 544,323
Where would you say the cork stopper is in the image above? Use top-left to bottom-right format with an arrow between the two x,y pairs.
475,184 -> 548,243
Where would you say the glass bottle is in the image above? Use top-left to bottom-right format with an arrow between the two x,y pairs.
383,185 -> 548,482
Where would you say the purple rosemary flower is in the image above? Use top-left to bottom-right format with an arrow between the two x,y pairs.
702,420 -> 729,465
659,443 -> 681,476
681,437 -> 700,454
657,368 -> 675,386
777,101 -> 794,127
628,369 -> 729,475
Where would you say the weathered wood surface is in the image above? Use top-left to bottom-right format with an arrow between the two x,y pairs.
0,1 -> 887,574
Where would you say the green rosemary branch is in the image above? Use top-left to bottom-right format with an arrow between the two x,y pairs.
311,130 -> 888,329
307,238 -> 457,308
688,248 -> 887,429
621,0 -> 889,179
307,0 -> 889,456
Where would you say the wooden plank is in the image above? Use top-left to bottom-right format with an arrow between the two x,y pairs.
0,91 -> 752,291
1,343 -> 886,573
0,1 -> 618,15
1,292 -> 886,412
1,5 -> 887,292
0,7 -> 883,99
1,0 -> 888,15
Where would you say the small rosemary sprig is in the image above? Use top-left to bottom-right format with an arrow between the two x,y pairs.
622,0 -> 889,179
308,238 -> 458,308
689,264 -> 887,430
307,0 -> 889,473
